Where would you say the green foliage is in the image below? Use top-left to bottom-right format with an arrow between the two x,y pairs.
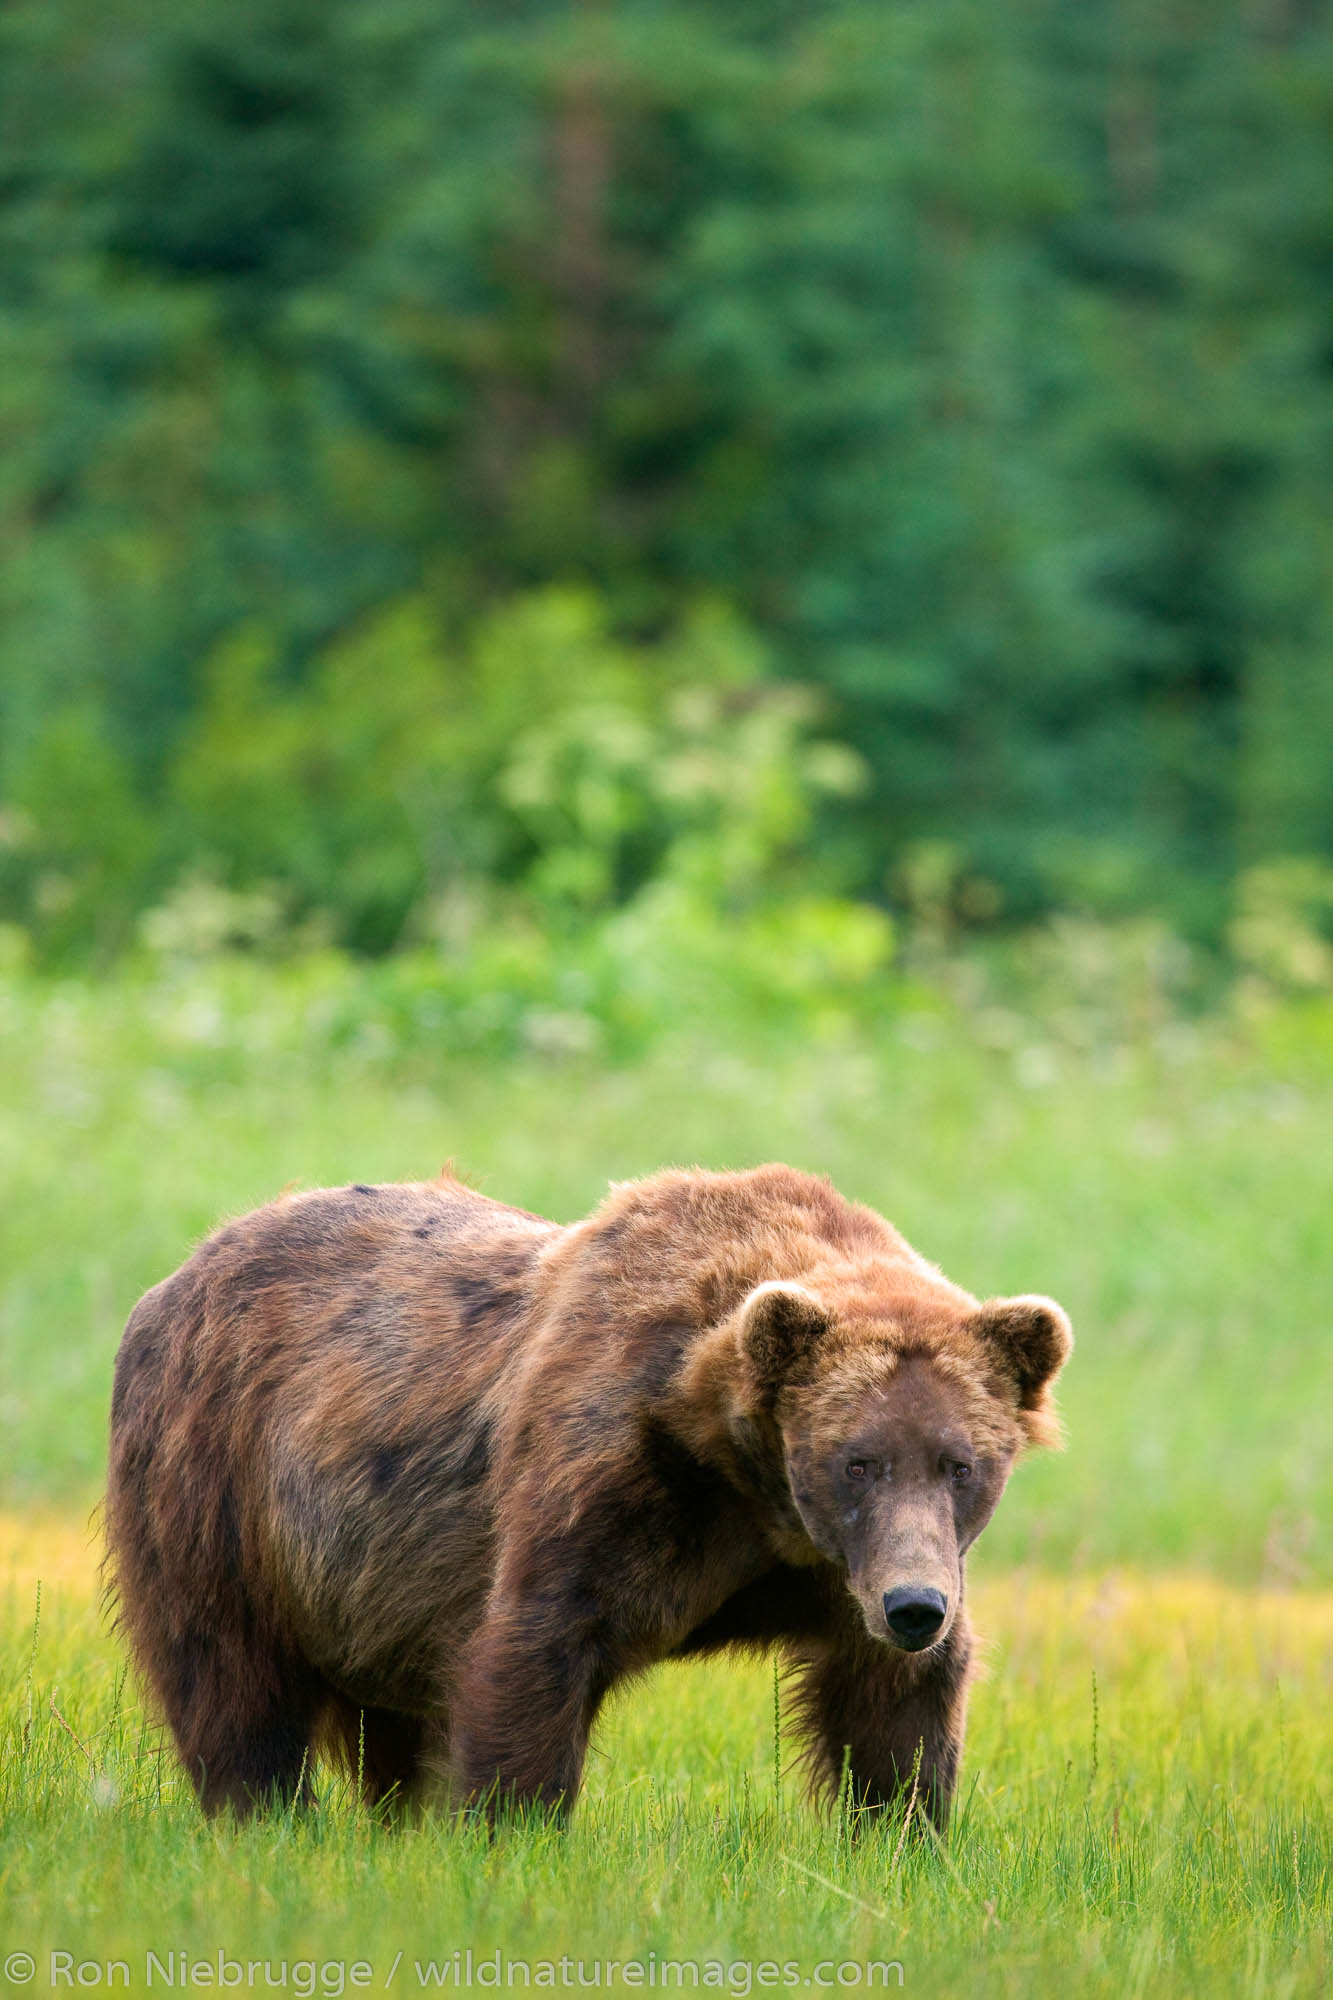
3,0 -> 1332,960
1228,856 -> 1333,993
4,574 -> 885,966
157,589 -> 869,956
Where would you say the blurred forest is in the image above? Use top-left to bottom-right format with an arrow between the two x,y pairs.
2,0 -> 1332,972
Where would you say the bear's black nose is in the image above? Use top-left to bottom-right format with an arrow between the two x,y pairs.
883,1587 -> 947,1649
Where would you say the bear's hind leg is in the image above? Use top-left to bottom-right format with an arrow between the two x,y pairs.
152,1624 -> 325,1817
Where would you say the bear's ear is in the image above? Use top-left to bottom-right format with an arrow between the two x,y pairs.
739,1281 -> 829,1390
972,1294 -> 1073,1447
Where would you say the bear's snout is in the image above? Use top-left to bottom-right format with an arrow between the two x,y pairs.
882,1586 -> 948,1651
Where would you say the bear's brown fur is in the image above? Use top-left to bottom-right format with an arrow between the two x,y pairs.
106,1164 -> 1071,1827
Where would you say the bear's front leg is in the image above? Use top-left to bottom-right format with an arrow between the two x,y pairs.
448,1588 -> 618,1820
792,1611 -> 972,1833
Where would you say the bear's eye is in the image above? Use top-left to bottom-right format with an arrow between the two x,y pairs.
845,1460 -> 869,1482
948,1459 -> 974,1485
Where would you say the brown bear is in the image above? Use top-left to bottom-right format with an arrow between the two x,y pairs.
106,1164 -> 1071,1828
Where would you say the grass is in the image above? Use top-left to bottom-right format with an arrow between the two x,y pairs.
2,960 -> 1332,1995
2,1517 -> 1330,1999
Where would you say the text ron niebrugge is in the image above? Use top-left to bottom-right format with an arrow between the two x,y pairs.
13,1951 -> 907,1994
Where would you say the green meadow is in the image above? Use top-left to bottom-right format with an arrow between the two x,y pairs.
2,962 -> 1332,1997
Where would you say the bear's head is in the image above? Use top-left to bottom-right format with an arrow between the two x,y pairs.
735,1279 -> 1072,1651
